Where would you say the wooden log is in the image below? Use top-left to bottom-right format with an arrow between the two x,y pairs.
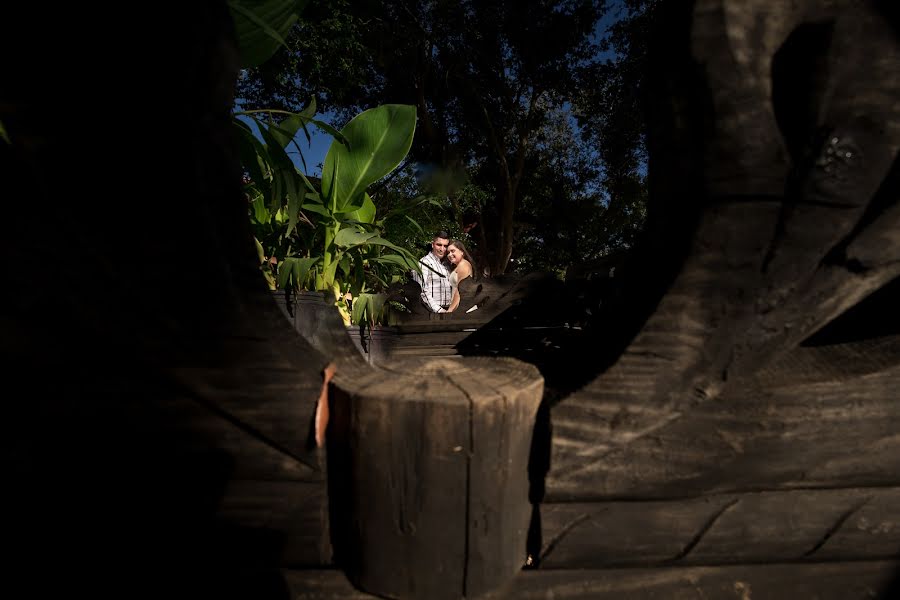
280,561 -> 900,599
327,357 -> 543,599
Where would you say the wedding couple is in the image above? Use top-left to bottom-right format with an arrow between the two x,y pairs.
411,231 -> 476,314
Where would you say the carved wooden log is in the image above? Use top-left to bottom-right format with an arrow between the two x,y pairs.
326,357 -> 543,599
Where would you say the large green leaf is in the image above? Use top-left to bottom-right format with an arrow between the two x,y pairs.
228,0 -> 307,68
336,192 -> 376,224
334,228 -> 377,248
253,116 -> 295,171
254,237 -> 267,264
351,292 -> 389,326
321,104 -> 416,211
249,192 -> 271,224
233,120 -> 269,188
351,295 -> 368,327
279,256 -> 318,290
370,254 -> 418,270
273,97 -> 316,147
366,235 -> 413,255
301,201 -> 331,218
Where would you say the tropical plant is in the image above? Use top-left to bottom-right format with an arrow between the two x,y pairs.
273,104 -> 423,326
228,0 -> 424,327
236,0 -> 611,276
236,102 -> 425,326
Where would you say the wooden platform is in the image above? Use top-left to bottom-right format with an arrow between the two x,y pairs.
281,562 -> 900,599
204,327 -> 900,597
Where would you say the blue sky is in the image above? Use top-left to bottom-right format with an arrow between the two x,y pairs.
234,110 -> 335,177
286,120 -> 334,176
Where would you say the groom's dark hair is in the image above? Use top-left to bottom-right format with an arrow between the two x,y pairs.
433,230 -> 450,240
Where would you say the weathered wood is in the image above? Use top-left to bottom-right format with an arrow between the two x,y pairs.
537,487 -> 900,568
391,344 -> 461,358
152,388 -> 323,481
756,335 -> 900,387
549,365 -> 900,498
211,484 -> 900,572
512,562 -> 900,599
171,367 -> 324,472
548,0 -> 900,487
281,561 -> 900,599
328,357 -> 543,600
394,319 -> 492,335
290,290 -> 372,371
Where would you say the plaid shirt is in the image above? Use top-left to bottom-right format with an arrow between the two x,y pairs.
412,252 -> 452,312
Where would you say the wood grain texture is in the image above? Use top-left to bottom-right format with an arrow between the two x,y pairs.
509,561 -> 899,599
328,357 -> 543,600
536,488 -> 900,569
280,561 -> 900,599
289,291 -> 372,371
756,336 -> 900,387
555,0 -> 900,491
171,367 -> 325,477
549,365 -> 900,498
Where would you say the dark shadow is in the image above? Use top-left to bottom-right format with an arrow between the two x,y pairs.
323,383 -> 355,576
802,274 -> 900,346
524,399 -> 553,568
771,22 -> 835,167
879,570 -> 900,600
6,372 -> 297,600
803,152 -> 900,346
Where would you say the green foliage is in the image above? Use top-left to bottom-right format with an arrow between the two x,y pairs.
228,2 -> 424,326
229,0 -> 308,68
233,0 -> 655,282
368,165 -> 468,256
322,105 -> 416,212
260,105 -> 423,326
236,0 -> 624,275
234,98 -> 347,234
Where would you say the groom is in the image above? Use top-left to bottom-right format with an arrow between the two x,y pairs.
411,231 -> 452,313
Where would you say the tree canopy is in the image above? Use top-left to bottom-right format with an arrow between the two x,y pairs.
237,0 -> 659,276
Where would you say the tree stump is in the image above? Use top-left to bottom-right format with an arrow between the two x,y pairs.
326,357 -> 543,599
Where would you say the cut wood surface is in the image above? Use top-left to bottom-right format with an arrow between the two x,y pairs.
281,561 -> 900,599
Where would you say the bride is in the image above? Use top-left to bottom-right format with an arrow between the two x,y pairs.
446,239 -> 475,312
